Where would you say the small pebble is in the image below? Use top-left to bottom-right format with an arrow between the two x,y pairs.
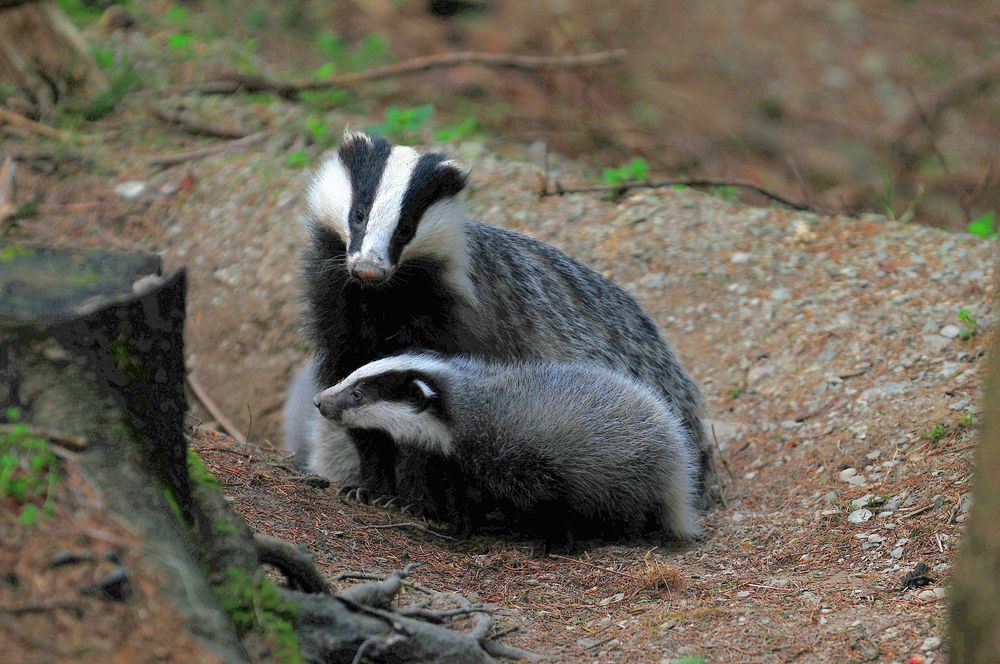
917,589 -> 938,601
114,181 -> 146,200
736,590 -> 750,598
848,508 -> 873,524
939,324 -> 960,339
839,468 -> 858,482
890,547 -> 904,559
730,252 -> 753,264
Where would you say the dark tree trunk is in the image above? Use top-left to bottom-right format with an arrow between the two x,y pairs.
949,329 -> 1000,660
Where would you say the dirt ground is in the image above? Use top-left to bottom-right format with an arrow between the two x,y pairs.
2,3 -> 998,662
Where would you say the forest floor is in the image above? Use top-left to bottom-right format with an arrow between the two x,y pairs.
2,4 -> 998,662
8,124 -> 996,661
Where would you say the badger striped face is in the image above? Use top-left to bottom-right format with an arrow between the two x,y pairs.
306,130 -> 470,287
313,354 -> 455,455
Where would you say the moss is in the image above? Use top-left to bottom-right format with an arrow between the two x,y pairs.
215,520 -> 238,536
187,449 -> 221,491
0,245 -> 30,262
162,486 -> 185,525
214,568 -> 302,664
1,421 -> 60,525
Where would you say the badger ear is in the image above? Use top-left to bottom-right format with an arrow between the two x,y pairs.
341,127 -> 371,146
411,378 -> 438,411
435,159 -> 470,198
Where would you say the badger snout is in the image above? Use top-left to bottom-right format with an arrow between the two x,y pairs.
313,390 -> 349,421
349,260 -> 389,285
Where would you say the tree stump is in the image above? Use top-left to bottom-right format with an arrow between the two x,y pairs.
0,245 -> 535,662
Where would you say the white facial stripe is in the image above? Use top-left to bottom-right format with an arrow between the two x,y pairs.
307,155 -> 352,241
357,145 -> 421,262
340,353 -> 452,387
342,402 -> 454,455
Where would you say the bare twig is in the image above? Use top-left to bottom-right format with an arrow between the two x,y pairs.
0,424 -> 87,449
191,49 -> 627,99
539,177 -> 818,212
186,372 -> 245,444
151,106 -> 251,139
0,156 -> 15,223
148,129 -> 270,167
905,85 -> 972,222
935,533 -> 945,553
360,522 -> 456,541
899,503 -> 935,520
0,107 -> 72,141
887,54 -> 1000,148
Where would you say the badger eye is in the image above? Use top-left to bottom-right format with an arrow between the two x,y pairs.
351,390 -> 363,403
350,208 -> 366,227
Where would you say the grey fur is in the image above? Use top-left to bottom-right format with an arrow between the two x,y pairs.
316,354 -> 702,542
283,361 -> 360,480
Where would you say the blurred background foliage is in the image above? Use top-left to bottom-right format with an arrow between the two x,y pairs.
9,0 -> 1000,230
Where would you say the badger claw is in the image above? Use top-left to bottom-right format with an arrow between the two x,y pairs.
371,495 -> 389,507
383,496 -> 401,509
336,485 -> 356,498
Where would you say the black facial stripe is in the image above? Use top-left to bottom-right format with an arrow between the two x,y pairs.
389,153 -> 467,264
338,136 -> 392,254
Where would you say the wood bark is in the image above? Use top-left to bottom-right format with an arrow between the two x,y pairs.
949,328 -> 1000,660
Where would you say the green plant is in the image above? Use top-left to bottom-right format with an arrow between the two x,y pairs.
958,411 -> 975,427
165,3 -> 192,28
1,408 -> 59,525
215,568 -> 302,663
967,211 -> 997,239
82,65 -> 140,121
285,150 -> 309,169
167,32 -> 196,57
711,185 -> 740,203
434,117 -> 480,142
957,308 -> 977,340
91,48 -> 116,71
921,423 -> 947,443
727,388 -> 742,399
601,157 -> 649,185
367,104 -> 434,141
56,0 -> 103,23
304,115 -> 333,147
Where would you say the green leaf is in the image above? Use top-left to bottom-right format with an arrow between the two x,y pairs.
285,150 -> 309,168
601,168 -> 624,185
314,62 -> 335,80
315,31 -> 345,60
19,503 -> 39,525
627,157 -> 649,180
968,210 -> 997,238
4,407 -> 21,422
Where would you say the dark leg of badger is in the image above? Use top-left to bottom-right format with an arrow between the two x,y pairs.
349,430 -> 398,501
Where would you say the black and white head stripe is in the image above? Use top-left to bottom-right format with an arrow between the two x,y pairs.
313,354 -> 455,454
306,129 -> 471,274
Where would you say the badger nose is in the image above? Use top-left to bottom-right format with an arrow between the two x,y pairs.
350,261 -> 389,284
312,395 -> 321,408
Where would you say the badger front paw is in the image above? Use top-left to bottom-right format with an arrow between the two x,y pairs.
336,485 -> 370,503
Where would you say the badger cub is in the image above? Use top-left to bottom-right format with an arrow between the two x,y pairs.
313,353 -> 702,545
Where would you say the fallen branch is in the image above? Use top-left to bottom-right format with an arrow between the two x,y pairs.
0,107 -> 71,141
185,372 -> 245,444
191,49 -> 627,99
151,106 -> 252,139
254,534 -> 331,595
539,177 -> 818,212
148,129 -> 270,168
0,156 -> 14,223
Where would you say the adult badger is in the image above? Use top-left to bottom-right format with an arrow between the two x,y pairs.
313,353 -> 702,544
286,129 -> 715,505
